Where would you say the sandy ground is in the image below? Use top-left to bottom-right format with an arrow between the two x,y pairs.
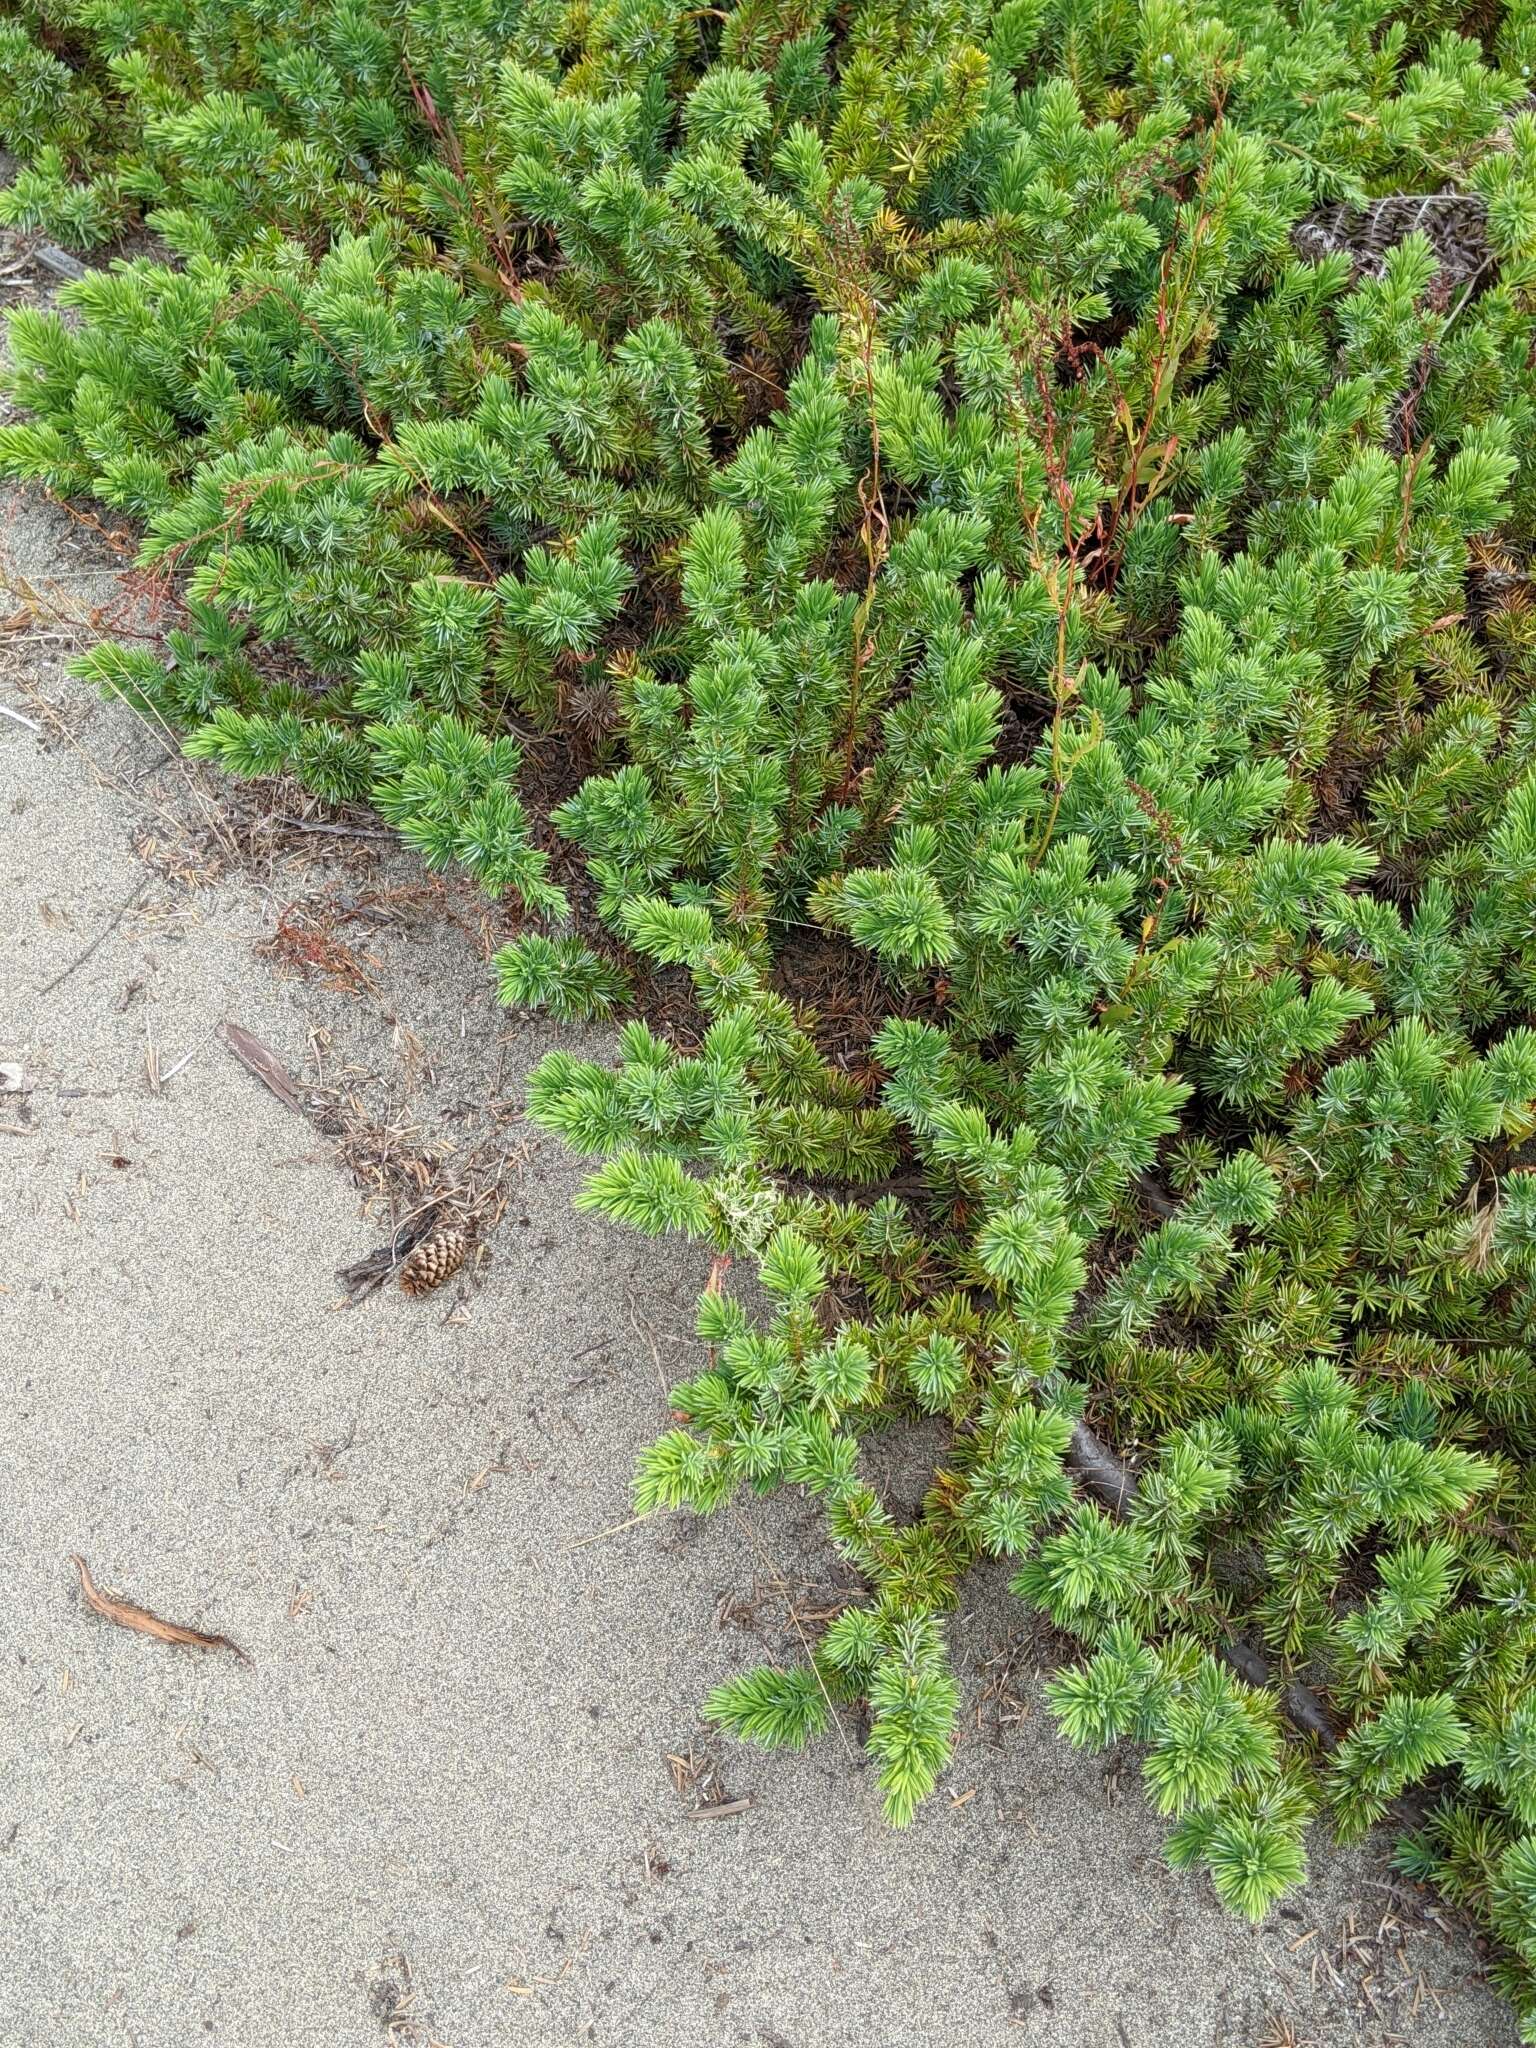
0,479 -> 1523,2048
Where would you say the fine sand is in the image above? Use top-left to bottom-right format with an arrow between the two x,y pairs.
0,469 -> 1522,2048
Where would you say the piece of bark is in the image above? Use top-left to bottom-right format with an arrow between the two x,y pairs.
69,1554 -> 252,1666
335,1206 -> 444,1301
32,241 -> 88,281
1068,1420 -> 1140,1512
220,1018 -> 306,1117
684,1797 -> 753,1819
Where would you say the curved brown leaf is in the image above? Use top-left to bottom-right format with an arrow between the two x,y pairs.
69,1554 -> 252,1666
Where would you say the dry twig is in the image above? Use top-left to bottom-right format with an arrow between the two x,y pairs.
36,876 -> 150,997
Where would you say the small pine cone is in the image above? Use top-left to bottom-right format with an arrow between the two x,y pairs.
399,1228 -> 467,1297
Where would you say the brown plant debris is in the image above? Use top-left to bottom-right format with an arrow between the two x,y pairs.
327,1080 -> 529,1302
36,875 -> 151,998
665,1741 -> 728,1809
973,1639 -> 1035,1745
713,1574 -> 859,1653
69,1553 -> 252,1665
335,1204 -> 446,1301
501,1927 -> 593,2002
1292,192 -> 1490,286
1256,2018 -> 1313,2048
257,898 -> 381,995
662,1741 -> 755,1819
255,881 -> 467,995
399,1226 -> 468,1296
1281,1890 -> 1471,2029
220,1017 -> 308,1118
369,1950 -> 449,2047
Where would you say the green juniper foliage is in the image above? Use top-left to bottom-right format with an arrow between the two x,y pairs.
7,0 -> 1536,2023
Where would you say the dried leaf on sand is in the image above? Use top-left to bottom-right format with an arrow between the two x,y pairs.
69,1553 -> 252,1665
